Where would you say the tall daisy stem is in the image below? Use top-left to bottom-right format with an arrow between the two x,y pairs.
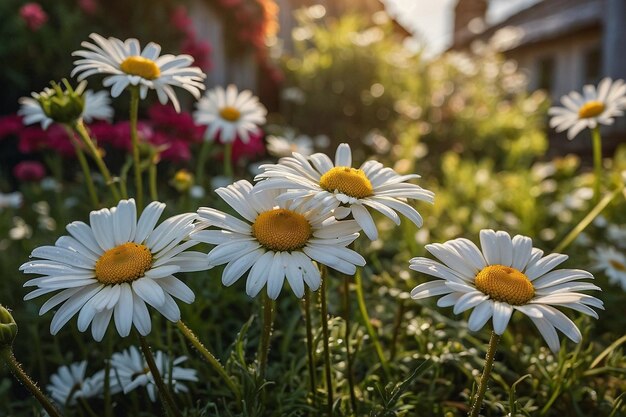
259,292 -> 275,379
554,185 -> 624,253
468,331 -> 501,417
591,126 -> 603,203
72,120 -> 120,201
0,348 -> 64,417
137,335 -> 182,417
175,320 -> 242,405
223,142 -> 233,178
343,275 -> 357,414
319,267 -> 333,415
303,288 -> 317,408
195,140 -> 212,186
355,268 -> 391,378
129,87 -> 143,210
65,127 -> 99,207
148,161 -> 158,202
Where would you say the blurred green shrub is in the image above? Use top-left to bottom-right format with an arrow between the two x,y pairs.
280,13 -> 549,171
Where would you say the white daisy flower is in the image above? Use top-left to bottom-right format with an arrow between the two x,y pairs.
18,82 -> 114,129
72,33 -> 206,112
21,199 -> 208,341
590,246 -> 626,290
254,143 -> 435,240
549,77 -> 626,139
82,90 -> 114,122
193,180 -> 366,299
266,132 -> 315,158
47,361 -> 106,406
110,346 -> 197,402
193,84 -> 267,143
409,229 -> 603,353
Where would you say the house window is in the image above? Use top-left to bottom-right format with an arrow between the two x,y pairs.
584,46 -> 602,85
537,56 -> 555,94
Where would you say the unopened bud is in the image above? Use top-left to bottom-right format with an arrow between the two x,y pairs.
0,306 -> 17,348
171,169 -> 194,193
36,79 -> 86,125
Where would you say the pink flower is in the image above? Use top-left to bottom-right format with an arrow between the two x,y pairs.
89,121 -> 153,152
19,3 -> 48,31
148,104 -> 204,143
181,36 -> 212,71
18,125 -> 75,157
170,5 -> 194,35
0,115 -> 23,140
13,161 -> 45,182
78,0 -> 98,15
217,130 -> 265,162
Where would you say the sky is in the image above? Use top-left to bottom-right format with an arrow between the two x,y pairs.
383,0 -> 541,54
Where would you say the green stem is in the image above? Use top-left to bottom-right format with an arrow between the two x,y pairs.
468,332 -> 501,417
553,186 -> 624,253
303,288 -> 317,409
175,320 -> 242,405
259,293 -> 275,379
319,267 -> 333,416
103,335 -> 113,417
355,268 -> 391,378
65,127 -> 99,207
72,120 -> 120,201
129,87 -> 143,211
148,161 -> 158,202
137,335 -> 182,417
591,126 -> 603,203
390,300 -> 406,361
343,275 -> 357,414
195,140 -> 212,186
223,141 -> 233,178
0,348 -> 64,417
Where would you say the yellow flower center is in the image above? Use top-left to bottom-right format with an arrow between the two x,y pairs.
474,265 -> 535,305
94,243 -> 153,285
252,208 -> 312,252
609,259 -> 626,271
219,106 -> 241,122
319,167 -> 374,199
120,56 -> 161,80
578,100 -> 605,119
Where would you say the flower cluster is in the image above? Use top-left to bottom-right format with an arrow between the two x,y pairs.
46,349 -> 197,409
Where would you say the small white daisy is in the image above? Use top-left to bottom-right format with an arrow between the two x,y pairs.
193,180 -> 365,299
72,33 -> 206,112
590,246 -> 626,290
549,77 -> 626,139
193,84 -> 267,143
47,361 -> 106,406
254,143 -> 435,240
18,82 -> 114,129
21,199 -> 208,341
110,346 -> 198,402
0,192 -> 23,210
266,131 -> 315,158
607,224 -> 626,248
409,229 -> 603,353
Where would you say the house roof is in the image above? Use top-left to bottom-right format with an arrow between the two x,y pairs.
452,0 -> 604,51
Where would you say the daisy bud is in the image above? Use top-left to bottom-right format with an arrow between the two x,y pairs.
0,305 -> 18,348
171,169 -> 194,192
36,79 -> 86,125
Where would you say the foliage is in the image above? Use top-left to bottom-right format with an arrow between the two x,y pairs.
0,0 -> 184,114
